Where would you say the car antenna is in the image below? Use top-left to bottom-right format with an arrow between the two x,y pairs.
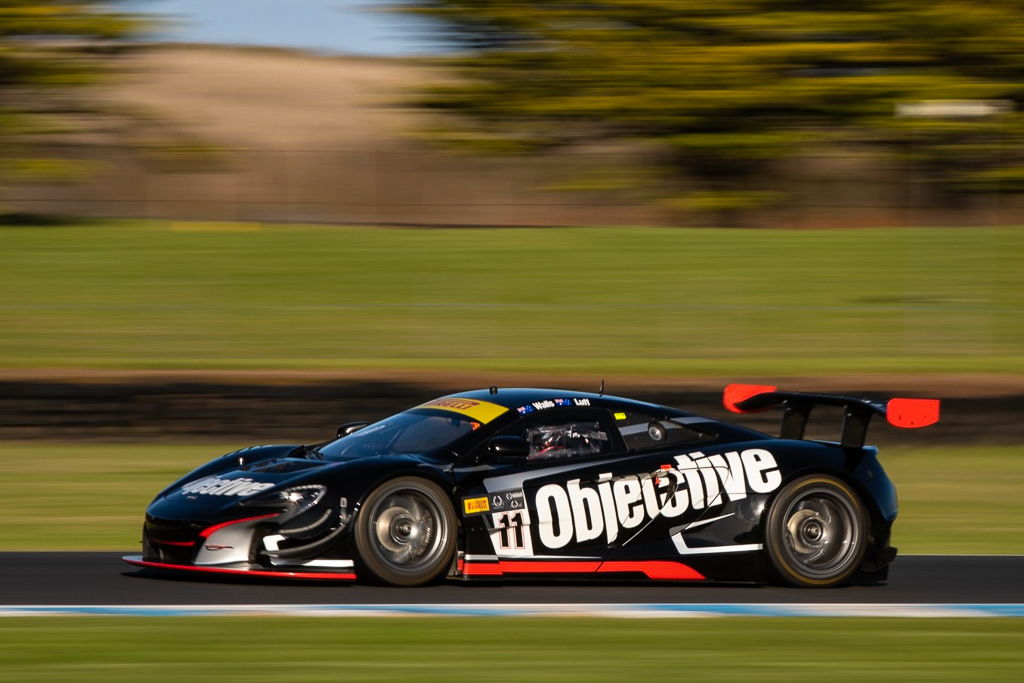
599,379 -> 605,396
489,385 -> 498,395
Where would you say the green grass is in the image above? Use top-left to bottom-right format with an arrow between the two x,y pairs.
0,443 -> 1020,553
884,446 -> 1024,554
0,220 -> 1021,375
0,442 -> 232,551
0,617 -> 1022,681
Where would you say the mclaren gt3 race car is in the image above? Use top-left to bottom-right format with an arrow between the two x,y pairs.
124,384 -> 940,588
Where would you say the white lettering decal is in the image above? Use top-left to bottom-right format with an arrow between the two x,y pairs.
567,478 -> 604,543
531,449 -> 782,550
674,454 -> 706,509
660,469 -> 690,518
535,484 -> 574,549
709,452 -> 748,501
695,457 -> 721,508
595,473 -> 619,544
742,448 -> 783,493
612,476 -> 645,529
179,476 -> 274,497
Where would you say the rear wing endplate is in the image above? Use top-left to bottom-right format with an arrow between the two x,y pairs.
723,384 -> 940,449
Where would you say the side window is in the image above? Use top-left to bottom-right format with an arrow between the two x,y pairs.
521,420 -> 611,460
611,409 -> 711,452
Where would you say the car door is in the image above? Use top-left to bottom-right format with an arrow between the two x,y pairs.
455,407 -> 627,564
455,404 -> 710,574
600,407 -> 778,563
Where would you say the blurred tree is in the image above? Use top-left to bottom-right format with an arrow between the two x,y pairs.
400,0 -> 1024,218
0,1 -> 142,201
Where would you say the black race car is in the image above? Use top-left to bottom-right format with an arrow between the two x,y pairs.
124,384 -> 939,588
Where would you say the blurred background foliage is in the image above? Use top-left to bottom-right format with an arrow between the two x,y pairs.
0,1 -> 143,189
401,0 -> 1024,218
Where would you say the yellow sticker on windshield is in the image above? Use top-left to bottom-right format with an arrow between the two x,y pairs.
415,397 -> 508,424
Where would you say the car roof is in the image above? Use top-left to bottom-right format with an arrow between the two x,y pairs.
443,387 -> 693,416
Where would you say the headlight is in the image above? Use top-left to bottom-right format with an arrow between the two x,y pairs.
241,484 -> 326,524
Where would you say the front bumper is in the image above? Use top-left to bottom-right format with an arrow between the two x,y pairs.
137,511 -> 356,580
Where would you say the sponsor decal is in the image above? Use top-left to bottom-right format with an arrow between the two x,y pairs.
464,489 -> 525,516
179,476 -> 275,497
463,496 -> 490,515
516,397 -> 591,415
416,397 -> 508,423
490,488 -> 526,513
533,449 -> 782,550
613,412 -> 627,421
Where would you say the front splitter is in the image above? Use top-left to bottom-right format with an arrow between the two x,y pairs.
122,556 -> 356,581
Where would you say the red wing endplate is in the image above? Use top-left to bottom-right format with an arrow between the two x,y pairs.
886,398 -> 940,428
723,384 -> 778,413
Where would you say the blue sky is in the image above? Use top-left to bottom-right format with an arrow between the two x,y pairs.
120,0 -> 444,56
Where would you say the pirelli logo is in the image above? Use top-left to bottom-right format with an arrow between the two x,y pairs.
416,397 -> 508,424
463,497 -> 490,515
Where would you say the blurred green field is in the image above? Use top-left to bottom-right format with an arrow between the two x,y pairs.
0,221 -> 1021,374
1,617 -> 1022,681
0,442 -> 1019,553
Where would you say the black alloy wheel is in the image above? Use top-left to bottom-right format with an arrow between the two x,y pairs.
353,476 -> 457,586
765,474 -> 869,588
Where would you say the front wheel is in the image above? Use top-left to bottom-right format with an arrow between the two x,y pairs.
353,477 -> 456,586
764,475 -> 868,588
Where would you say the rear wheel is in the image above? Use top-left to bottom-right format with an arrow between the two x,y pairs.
353,477 -> 456,586
765,475 -> 868,588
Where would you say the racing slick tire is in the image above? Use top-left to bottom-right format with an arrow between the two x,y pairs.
354,476 -> 457,586
764,474 -> 869,588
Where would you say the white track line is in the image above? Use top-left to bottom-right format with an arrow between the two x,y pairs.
1,603 -> 1023,617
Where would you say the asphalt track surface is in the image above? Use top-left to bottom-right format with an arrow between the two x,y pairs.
1,553 -> 1022,605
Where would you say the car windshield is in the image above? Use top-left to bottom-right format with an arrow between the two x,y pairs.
319,410 -> 481,460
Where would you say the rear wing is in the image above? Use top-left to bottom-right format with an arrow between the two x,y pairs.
723,383 -> 940,448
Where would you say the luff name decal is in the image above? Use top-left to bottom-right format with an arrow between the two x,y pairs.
516,397 -> 591,415
533,449 -> 781,550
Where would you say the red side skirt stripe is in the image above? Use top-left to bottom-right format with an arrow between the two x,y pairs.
462,559 -> 704,580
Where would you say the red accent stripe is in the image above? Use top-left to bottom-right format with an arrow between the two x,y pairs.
461,562 -> 502,576
500,560 -> 602,574
199,513 -> 280,539
121,556 -> 356,581
461,559 -> 704,581
598,561 -> 704,580
150,539 -> 195,547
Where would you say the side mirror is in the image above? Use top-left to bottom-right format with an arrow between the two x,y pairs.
337,421 -> 371,438
487,435 -> 531,459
